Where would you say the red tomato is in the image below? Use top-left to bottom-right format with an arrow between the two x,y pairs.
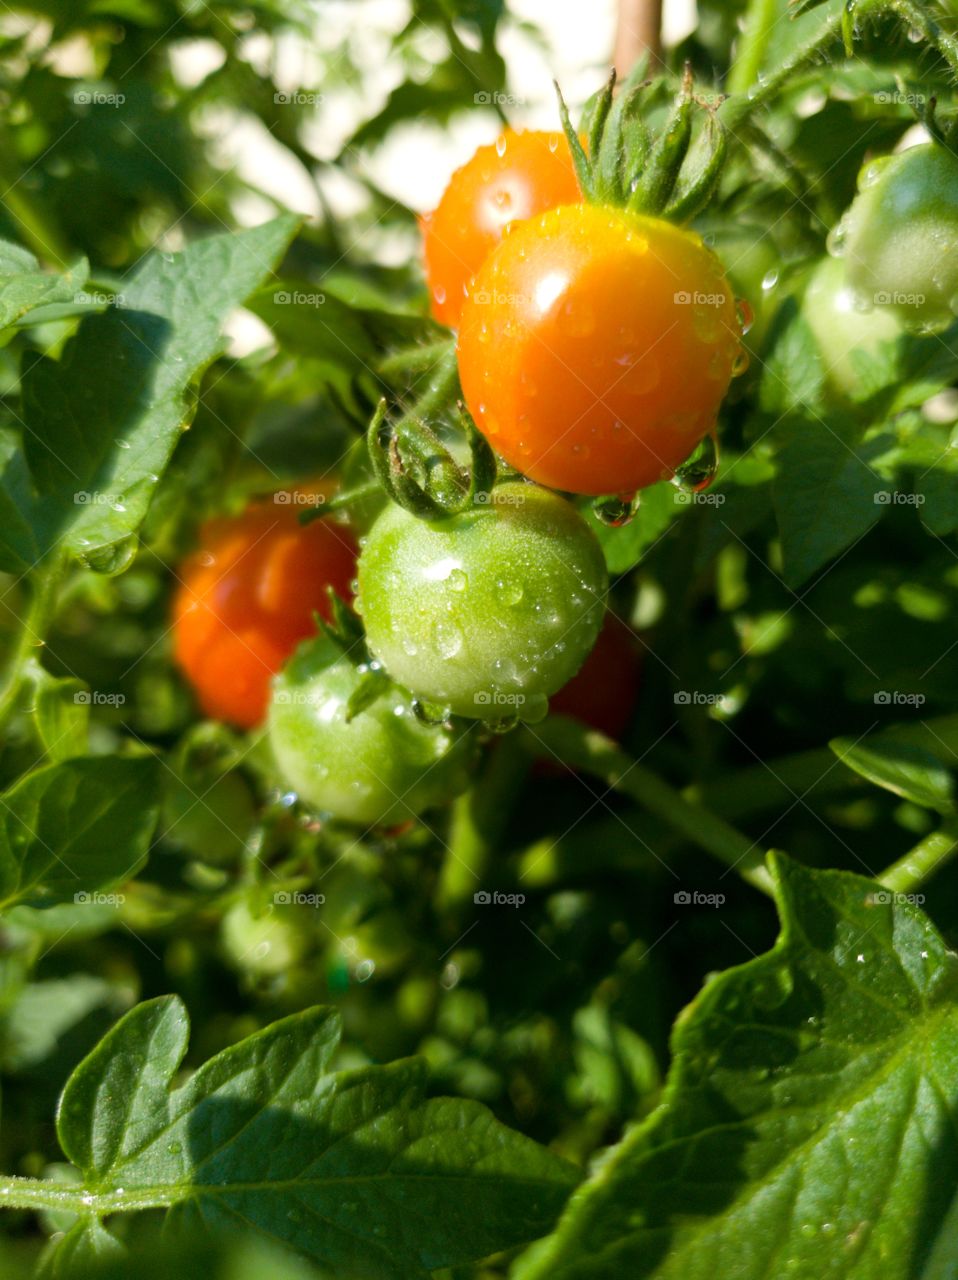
422,129 -> 581,328
550,612 -> 642,741
457,203 -> 744,496
173,492 -> 357,728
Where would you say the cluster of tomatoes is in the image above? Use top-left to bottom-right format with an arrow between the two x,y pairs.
171,115 -> 958,831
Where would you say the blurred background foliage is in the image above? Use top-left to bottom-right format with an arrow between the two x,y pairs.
0,1 -> 957,1273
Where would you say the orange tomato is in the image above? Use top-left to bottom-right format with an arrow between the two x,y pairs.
422,129 -> 581,328
173,493 -> 357,728
457,204 -> 744,496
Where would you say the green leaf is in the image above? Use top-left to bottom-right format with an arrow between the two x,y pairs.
0,217 -> 298,575
0,756 -> 160,910
0,242 -> 89,332
830,736 -> 955,814
518,854 -> 958,1280
50,997 -> 578,1279
771,419 -> 886,587
25,661 -> 89,762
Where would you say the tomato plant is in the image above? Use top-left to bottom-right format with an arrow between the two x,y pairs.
172,496 -> 357,728
422,129 -> 581,328
1,3 -> 958,1280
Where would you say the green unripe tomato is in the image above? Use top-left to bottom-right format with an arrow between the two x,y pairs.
802,256 -> 905,399
838,143 -> 958,330
356,483 -> 608,722
268,635 -> 474,826
220,895 -> 313,977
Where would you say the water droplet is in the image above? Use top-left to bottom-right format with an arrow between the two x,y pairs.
433,285 -> 446,306
401,636 -> 419,657
117,439 -> 131,450
412,698 -> 450,725
356,958 -> 376,982
488,714 -> 520,734
732,349 -> 750,377
167,1141 -> 183,1155
826,219 -> 848,258
671,432 -> 719,492
906,25 -> 922,42
496,578 -> 524,606
449,568 -> 467,591
593,492 -> 640,527
761,267 -> 779,292
547,135 -> 559,153
735,298 -> 754,335
434,618 -> 463,659
495,135 -> 507,157
494,189 -> 512,212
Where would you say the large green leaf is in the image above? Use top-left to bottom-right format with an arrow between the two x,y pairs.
0,757 -> 160,910
49,997 -> 578,1279
517,854 -> 958,1280
0,217 -> 297,575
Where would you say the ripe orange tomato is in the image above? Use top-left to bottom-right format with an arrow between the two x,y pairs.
457,204 -> 744,496
422,130 -> 581,328
549,612 -> 641,741
173,493 -> 357,728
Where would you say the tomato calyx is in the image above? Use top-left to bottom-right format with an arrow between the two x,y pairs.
556,61 -> 727,222
365,396 -> 499,522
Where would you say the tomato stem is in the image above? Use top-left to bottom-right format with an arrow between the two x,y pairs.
0,562 -> 63,734
437,732 -> 532,916
527,716 -> 775,895
879,819 -> 958,896
726,0 -> 779,99
888,0 -> 958,80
